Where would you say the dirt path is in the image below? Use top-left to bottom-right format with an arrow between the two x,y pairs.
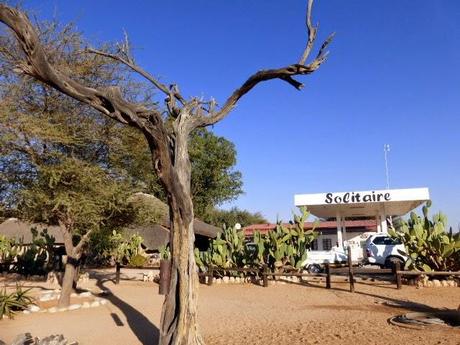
0,279 -> 458,345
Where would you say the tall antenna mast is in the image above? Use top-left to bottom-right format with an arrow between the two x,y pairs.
384,144 -> 390,189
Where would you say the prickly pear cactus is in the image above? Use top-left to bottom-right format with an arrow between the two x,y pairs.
194,207 -> 319,274
389,201 -> 460,271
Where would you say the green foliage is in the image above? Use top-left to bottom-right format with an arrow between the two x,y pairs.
195,207 -> 318,273
107,230 -> 145,265
0,19 -> 136,211
107,127 -> 244,218
203,207 -> 267,228
262,207 -> 318,271
389,201 -> 460,271
189,129 -> 243,218
18,158 -> 135,266
128,254 -> 147,268
0,235 -> 19,267
159,244 -> 171,260
19,158 -> 134,237
0,284 -> 35,319
0,228 -> 56,276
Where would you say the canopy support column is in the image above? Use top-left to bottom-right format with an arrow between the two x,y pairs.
380,206 -> 388,233
336,212 -> 343,249
341,216 -> 347,246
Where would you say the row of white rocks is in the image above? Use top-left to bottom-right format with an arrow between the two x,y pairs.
143,272 -> 158,282
210,276 -> 303,284
23,298 -> 108,315
23,290 -> 108,315
38,290 -> 93,302
408,278 -> 458,288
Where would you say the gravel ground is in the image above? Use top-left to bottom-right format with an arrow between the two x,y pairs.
0,276 -> 459,345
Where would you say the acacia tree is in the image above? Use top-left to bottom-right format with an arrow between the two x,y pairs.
0,1 -> 333,344
20,158 -> 133,307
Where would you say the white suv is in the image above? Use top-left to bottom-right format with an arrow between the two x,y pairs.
364,234 -> 407,268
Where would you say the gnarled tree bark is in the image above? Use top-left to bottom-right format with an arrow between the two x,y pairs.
57,222 -> 92,308
0,1 -> 332,344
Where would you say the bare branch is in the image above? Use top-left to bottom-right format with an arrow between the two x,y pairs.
194,0 -> 334,128
85,47 -> 186,106
0,5 -> 152,128
74,229 -> 93,254
299,0 -> 317,65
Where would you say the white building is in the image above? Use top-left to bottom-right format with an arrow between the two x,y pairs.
294,187 -> 430,258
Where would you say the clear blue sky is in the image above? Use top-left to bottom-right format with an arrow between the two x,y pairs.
18,1 -> 460,229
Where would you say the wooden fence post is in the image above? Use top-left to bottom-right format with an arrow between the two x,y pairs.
115,262 -> 120,285
263,265 -> 268,287
325,263 -> 331,289
208,266 -> 214,286
395,261 -> 402,289
347,246 -> 354,293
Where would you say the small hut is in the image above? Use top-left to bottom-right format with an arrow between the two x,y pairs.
125,193 -> 220,251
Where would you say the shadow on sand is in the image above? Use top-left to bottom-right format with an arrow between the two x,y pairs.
300,279 -> 459,315
95,278 -> 160,345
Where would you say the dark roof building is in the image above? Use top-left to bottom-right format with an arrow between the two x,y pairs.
0,193 -> 220,251
0,218 -> 65,244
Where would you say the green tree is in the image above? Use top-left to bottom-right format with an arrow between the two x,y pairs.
102,125 -> 243,217
20,158 -> 133,307
204,207 -> 267,228
190,129 -> 243,218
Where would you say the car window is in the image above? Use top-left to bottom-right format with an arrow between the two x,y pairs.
372,236 -> 401,245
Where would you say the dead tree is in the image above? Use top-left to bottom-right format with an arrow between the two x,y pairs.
0,1 -> 333,344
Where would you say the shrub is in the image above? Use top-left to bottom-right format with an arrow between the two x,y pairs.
0,235 -> 19,270
128,254 -> 147,268
0,284 -> 36,319
107,231 -> 145,265
6,228 -> 56,276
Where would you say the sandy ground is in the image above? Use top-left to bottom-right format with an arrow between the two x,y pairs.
0,275 -> 459,345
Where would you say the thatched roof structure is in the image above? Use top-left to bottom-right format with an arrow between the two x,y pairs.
0,218 -> 64,244
124,219 -> 220,251
125,193 -> 221,250
0,193 -> 220,250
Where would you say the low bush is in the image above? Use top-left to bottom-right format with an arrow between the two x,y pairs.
128,254 -> 147,268
0,284 -> 36,319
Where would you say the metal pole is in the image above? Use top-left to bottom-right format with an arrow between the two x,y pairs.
384,144 -> 390,190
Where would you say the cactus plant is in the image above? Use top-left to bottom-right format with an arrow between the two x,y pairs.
195,207 -> 319,274
263,207 -> 318,271
388,201 -> 460,271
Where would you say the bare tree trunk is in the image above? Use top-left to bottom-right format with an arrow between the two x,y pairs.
158,123 -> 204,345
58,259 -> 77,308
160,203 -> 204,345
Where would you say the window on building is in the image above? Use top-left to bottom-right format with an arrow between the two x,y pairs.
310,239 -> 318,250
322,238 -> 332,251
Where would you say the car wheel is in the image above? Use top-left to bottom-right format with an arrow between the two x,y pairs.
384,257 -> 404,270
307,264 -> 322,274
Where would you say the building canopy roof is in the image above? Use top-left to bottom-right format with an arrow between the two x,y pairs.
294,187 -> 430,218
